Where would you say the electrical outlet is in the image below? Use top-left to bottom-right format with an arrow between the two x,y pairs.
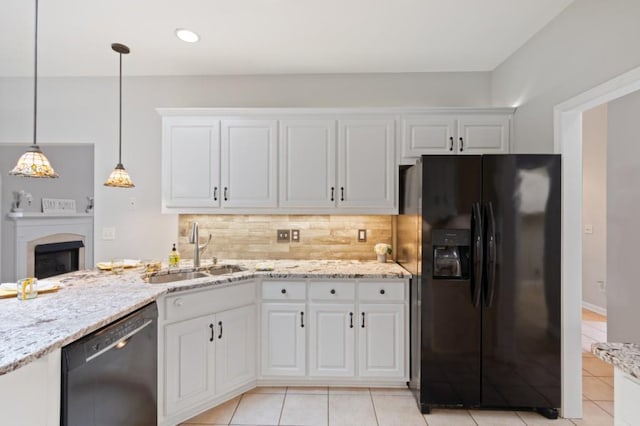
584,224 -> 593,234
277,229 -> 290,242
102,227 -> 116,240
358,229 -> 367,242
597,280 -> 606,292
291,229 -> 300,242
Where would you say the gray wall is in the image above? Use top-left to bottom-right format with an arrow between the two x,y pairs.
491,0 -> 640,153
607,89 -> 640,344
581,105 -> 607,312
0,144 -> 94,281
0,72 -> 491,263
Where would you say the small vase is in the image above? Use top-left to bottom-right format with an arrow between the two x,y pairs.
377,254 -> 387,263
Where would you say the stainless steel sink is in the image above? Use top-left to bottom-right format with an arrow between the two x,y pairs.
146,271 -> 209,284
204,265 -> 245,275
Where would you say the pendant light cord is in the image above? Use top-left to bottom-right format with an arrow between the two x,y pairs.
33,0 -> 38,146
118,50 -> 123,164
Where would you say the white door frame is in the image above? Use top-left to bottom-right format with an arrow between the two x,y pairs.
554,65 -> 640,419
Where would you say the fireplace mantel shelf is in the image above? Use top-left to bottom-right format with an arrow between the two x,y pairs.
7,212 -> 93,221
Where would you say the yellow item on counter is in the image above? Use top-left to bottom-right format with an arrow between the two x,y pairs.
169,243 -> 180,267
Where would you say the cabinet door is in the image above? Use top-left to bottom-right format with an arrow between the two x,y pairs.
338,119 -> 395,210
162,117 -> 220,208
261,303 -> 306,376
279,120 -> 336,208
221,119 -> 278,207
401,116 -> 456,157
456,115 -> 510,154
308,304 -> 355,377
164,314 -> 215,414
358,304 -> 404,378
215,304 -> 256,395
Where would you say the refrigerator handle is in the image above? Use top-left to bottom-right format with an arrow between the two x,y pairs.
484,202 -> 497,308
470,202 -> 483,308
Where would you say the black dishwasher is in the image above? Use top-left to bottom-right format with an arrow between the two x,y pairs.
61,302 -> 158,426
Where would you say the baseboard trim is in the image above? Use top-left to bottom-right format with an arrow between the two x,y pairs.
582,301 -> 607,317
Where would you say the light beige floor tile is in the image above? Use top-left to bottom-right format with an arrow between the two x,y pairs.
582,377 -> 614,401
599,376 -> 614,387
183,395 -> 240,424
469,409 -> 525,425
582,357 -> 613,377
515,411 -> 574,425
246,386 -> 287,394
372,395 -> 426,426
230,393 -> 284,425
287,386 -> 329,394
280,394 -> 328,426
569,400 -> 613,425
423,408 -> 476,426
592,400 -> 614,416
329,394 -> 377,426
370,387 -> 413,396
329,386 -> 370,395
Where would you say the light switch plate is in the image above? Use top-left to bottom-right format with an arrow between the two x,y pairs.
102,227 -> 116,240
584,224 -> 593,234
358,229 -> 367,242
277,229 -> 290,242
291,229 -> 300,242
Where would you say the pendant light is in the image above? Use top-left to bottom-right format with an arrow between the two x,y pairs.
9,0 -> 58,178
104,43 -> 134,188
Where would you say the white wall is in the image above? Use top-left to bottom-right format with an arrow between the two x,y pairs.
581,104 -> 607,312
0,72 -> 490,262
606,89 -> 640,344
491,0 -> 640,153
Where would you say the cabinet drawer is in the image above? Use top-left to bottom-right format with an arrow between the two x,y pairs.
262,281 -> 306,300
165,280 -> 256,322
358,281 -> 405,302
308,281 -> 355,301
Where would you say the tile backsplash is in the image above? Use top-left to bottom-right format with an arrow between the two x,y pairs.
178,215 -> 392,261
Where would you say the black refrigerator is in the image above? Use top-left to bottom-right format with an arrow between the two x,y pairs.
398,155 -> 561,419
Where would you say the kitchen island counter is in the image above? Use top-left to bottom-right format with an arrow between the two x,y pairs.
592,342 -> 640,380
0,260 -> 409,375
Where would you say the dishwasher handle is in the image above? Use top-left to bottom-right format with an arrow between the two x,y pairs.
85,319 -> 153,362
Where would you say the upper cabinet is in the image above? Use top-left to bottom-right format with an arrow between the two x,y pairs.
400,110 -> 512,162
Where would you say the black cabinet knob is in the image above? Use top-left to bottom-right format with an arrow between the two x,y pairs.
281,289 -> 287,294
330,289 -> 336,295
380,289 -> 385,295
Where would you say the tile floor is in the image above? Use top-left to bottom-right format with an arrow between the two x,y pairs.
181,309 -> 613,426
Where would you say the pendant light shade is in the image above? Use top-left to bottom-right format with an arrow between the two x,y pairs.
9,0 -> 58,178
104,42 -> 134,188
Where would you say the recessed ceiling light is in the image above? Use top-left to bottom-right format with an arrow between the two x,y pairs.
175,28 -> 199,43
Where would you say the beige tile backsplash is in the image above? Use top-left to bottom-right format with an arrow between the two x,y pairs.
178,215 -> 392,261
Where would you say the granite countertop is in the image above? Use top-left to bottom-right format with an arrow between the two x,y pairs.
592,342 -> 640,380
0,259 -> 409,376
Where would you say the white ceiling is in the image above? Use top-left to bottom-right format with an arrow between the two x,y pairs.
1,0 -> 574,77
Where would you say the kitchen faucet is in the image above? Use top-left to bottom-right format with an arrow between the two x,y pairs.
189,221 -> 212,268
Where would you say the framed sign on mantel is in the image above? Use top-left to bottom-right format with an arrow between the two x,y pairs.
42,198 -> 76,214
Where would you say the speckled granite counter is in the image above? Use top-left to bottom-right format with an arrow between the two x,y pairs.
0,260 -> 409,375
592,342 -> 640,380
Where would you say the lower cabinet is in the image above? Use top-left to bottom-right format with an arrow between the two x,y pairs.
215,305 -> 256,395
358,304 -> 405,377
309,304 -> 356,377
261,303 -> 306,376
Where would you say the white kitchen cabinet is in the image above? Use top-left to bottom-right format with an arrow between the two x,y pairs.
615,368 -> 640,426
261,303 -> 306,376
279,119 -> 336,208
215,304 -> 256,395
400,112 -> 511,160
221,119 -> 278,208
308,304 -> 356,377
338,119 -> 395,210
162,116 -> 220,209
358,303 -> 405,378
164,314 -> 216,414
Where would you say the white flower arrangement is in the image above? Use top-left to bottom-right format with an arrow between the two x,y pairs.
374,243 -> 392,255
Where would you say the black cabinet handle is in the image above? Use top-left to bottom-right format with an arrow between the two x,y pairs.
331,187 -> 335,202
209,323 -> 214,342
300,311 -> 305,328
379,289 -> 385,295
449,136 -> 453,151
349,312 -> 353,328
218,321 -> 223,339
340,187 -> 345,201
459,137 -> 464,152
281,288 -> 287,294
213,186 -> 218,201
330,289 -> 336,295
224,187 -> 228,201
361,312 -> 365,328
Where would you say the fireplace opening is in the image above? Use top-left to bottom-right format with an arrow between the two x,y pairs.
35,241 -> 85,279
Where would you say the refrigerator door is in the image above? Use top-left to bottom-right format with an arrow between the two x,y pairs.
481,155 -> 561,411
420,155 -> 482,410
